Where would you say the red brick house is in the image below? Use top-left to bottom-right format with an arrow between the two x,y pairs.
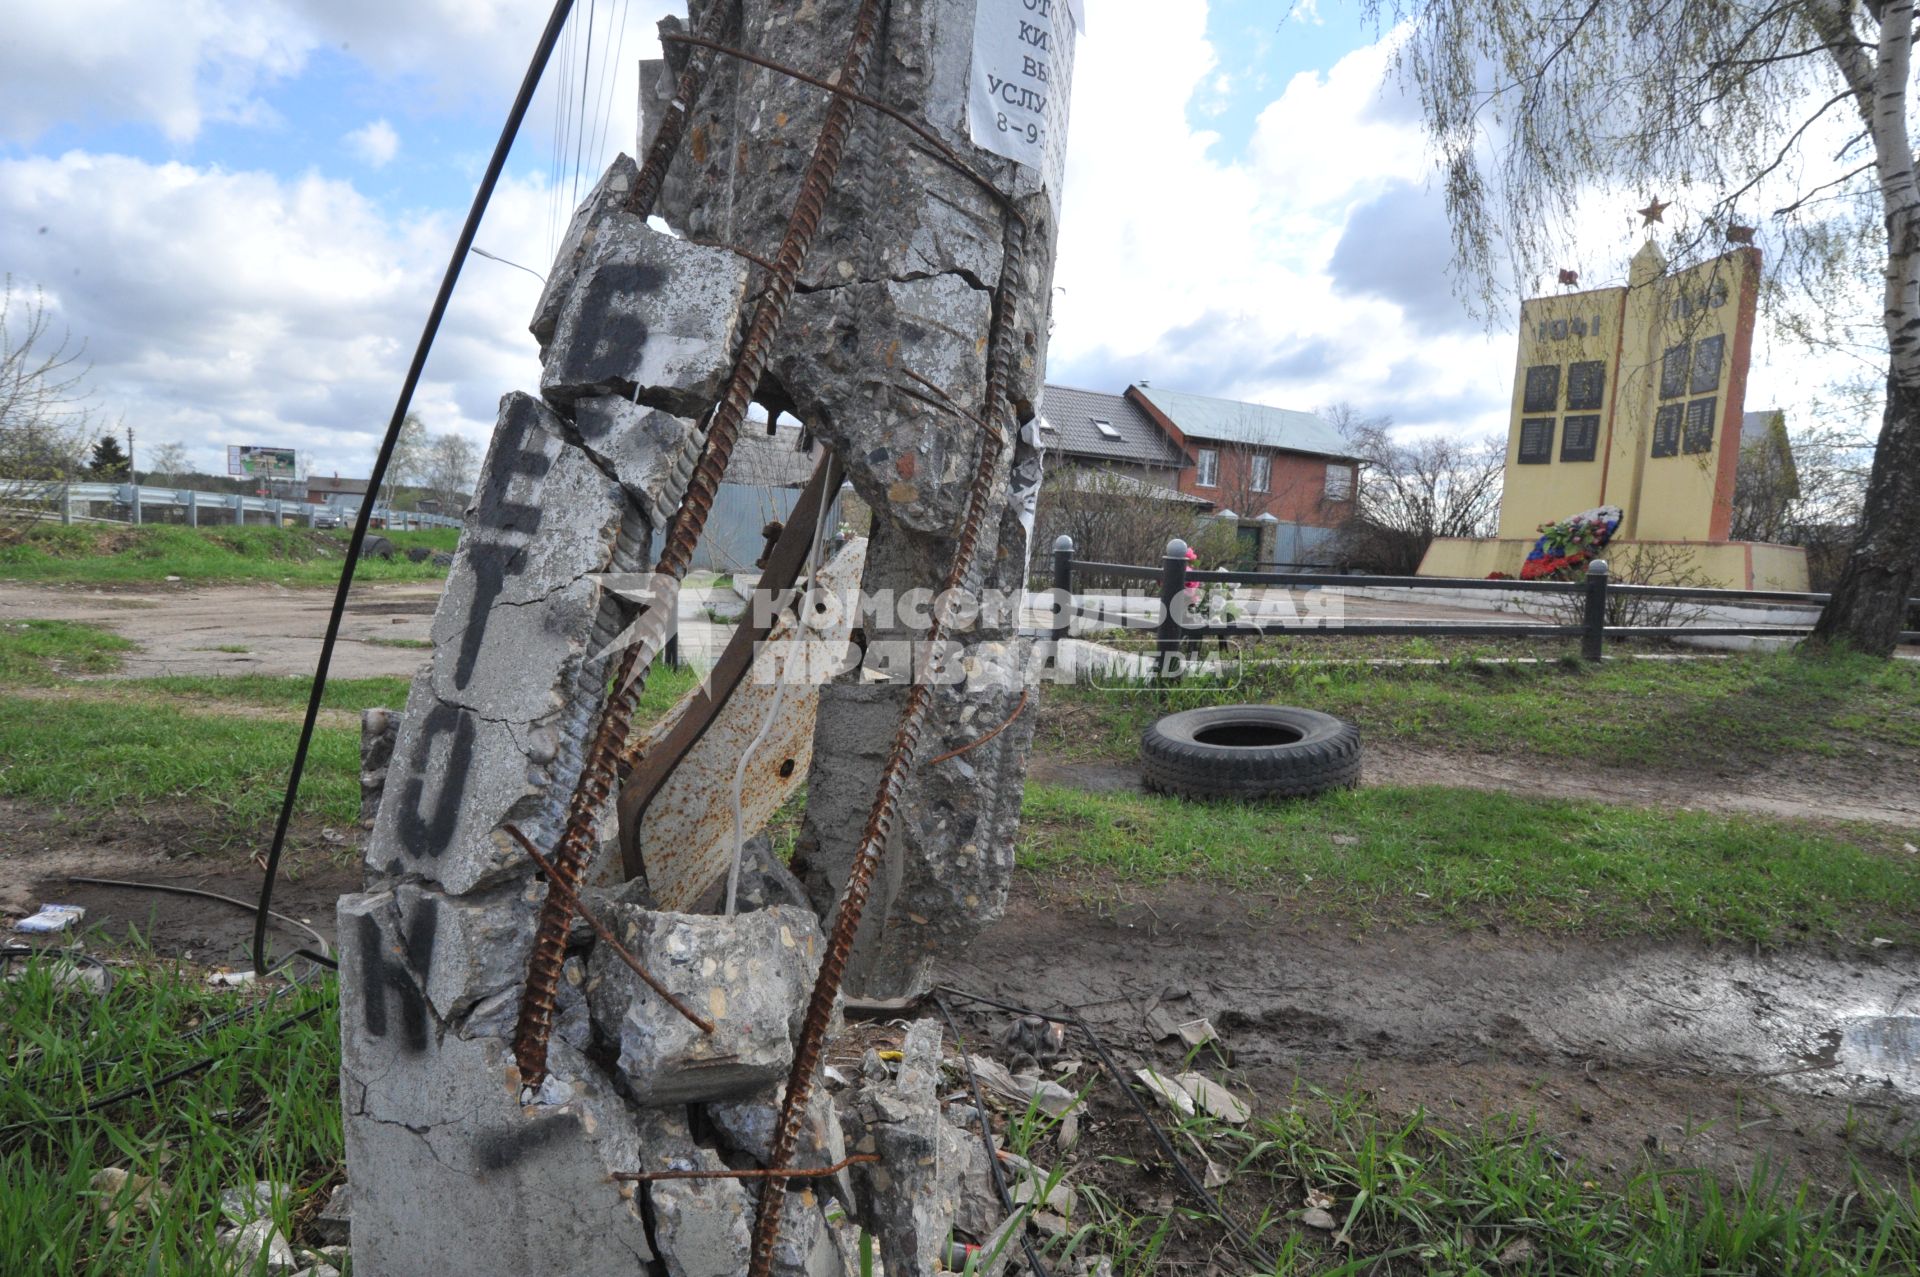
1125,385 -> 1359,565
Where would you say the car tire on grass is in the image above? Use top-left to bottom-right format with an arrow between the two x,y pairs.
1141,705 -> 1361,800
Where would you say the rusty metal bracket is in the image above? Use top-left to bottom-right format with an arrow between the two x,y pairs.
614,449 -> 844,881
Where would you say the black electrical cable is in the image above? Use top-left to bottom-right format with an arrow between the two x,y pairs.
251,0 -> 580,977
69,875 -> 332,966
929,989 -> 1055,1277
2,1004 -> 327,1136
934,985 -> 1280,1274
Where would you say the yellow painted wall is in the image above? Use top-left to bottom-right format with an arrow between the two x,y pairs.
1604,245 -> 1759,542
1417,537 -> 1808,592
1495,286 -> 1624,539
1492,244 -> 1760,546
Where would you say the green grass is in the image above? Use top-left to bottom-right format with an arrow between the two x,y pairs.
129,674 -> 415,714
1039,648 -> 1920,767
0,696 -> 364,825
0,955 -> 341,1276
9,960 -> 1910,1277
0,653 -> 703,829
0,619 -> 136,684
1037,1079 -> 1920,1274
1020,782 -> 1920,945
0,524 -> 456,586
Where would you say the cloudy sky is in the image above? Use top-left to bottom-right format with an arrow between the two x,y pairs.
0,0 -> 1825,480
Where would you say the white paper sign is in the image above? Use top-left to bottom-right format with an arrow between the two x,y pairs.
969,0 -> 1080,211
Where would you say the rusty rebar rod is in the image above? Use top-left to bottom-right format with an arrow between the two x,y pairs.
747,172 -> 1033,1277
623,2 -> 734,221
926,687 -> 1030,767
502,825 -> 714,1035
613,1153 -> 878,1183
514,0 -> 891,1091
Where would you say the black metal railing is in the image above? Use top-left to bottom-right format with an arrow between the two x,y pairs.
1045,536 -> 1920,664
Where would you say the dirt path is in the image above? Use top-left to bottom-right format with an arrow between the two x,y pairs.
0,581 -> 440,679
1031,742 -> 1920,829
940,886 -> 1920,1193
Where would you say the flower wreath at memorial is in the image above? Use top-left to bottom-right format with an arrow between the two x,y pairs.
1518,504 -> 1623,581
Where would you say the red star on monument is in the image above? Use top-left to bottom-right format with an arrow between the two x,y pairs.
1638,197 -> 1670,226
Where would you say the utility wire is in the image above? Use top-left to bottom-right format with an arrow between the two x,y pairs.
251,0 -> 581,977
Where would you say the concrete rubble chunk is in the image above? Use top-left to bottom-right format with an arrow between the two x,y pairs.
584,900 -> 825,1104
217,1179 -> 289,1224
531,152 -> 640,345
541,214 -> 750,416
771,274 -> 994,538
310,1184 -> 351,1246
792,641 -> 1033,997
358,708 -> 399,829
220,1218 -> 297,1273
840,1020 -> 949,1276
338,894 -> 654,1276
567,395 -> 703,526
706,1082 -> 853,1208
364,391 -> 641,895
634,1107 -> 751,1277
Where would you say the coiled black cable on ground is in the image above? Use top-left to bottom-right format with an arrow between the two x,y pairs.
250,0 -> 579,977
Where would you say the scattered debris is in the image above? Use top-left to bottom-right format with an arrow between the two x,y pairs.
1134,1068 -> 1196,1118
219,1179 -> 289,1224
1175,1016 -> 1218,1050
206,970 -> 258,988
310,1184 -> 351,1246
1301,1206 -> 1338,1231
89,1167 -> 168,1229
14,904 -> 84,933
219,1218 -> 298,1273
1178,1073 -> 1251,1125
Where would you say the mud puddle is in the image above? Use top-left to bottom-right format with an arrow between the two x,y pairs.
947,888 -> 1920,1103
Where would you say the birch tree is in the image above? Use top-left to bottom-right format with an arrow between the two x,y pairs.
1375,0 -> 1919,653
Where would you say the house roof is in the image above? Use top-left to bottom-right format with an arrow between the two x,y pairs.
308,476 -> 370,495
1131,385 -> 1352,459
1039,383 -> 1185,466
1052,467 -> 1210,505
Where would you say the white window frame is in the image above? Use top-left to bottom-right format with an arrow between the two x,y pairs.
1091,418 -> 1122,440
1324,462 -> 1354,501
1195,447 -> 1219,488
1250,453 -> 1271,493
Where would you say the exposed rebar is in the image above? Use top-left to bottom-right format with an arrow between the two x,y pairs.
514,0 -> 891,1091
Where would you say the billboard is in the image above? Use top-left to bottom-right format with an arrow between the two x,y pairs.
228,445 -> 300,479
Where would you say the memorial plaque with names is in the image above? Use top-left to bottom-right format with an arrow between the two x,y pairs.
1689,334 -> 1724,394
1565,360 -> 1606,411
1651,403 -> 1683,458
1682,396 -> 1718,454
1560,414 -> 1600,462
1522,364 -> 1560,413
1517,417 -> 1555,464
1659,342 -> 1690,399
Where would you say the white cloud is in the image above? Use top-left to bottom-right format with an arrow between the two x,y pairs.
0,1 -> 674,148
0,1 -> 305,143
345,119 -> 401,168
0,152 -> 557,476
1047,11 -> 1510,439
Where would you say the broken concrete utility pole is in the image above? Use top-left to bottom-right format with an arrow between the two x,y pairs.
338,0 -> 1077,1273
